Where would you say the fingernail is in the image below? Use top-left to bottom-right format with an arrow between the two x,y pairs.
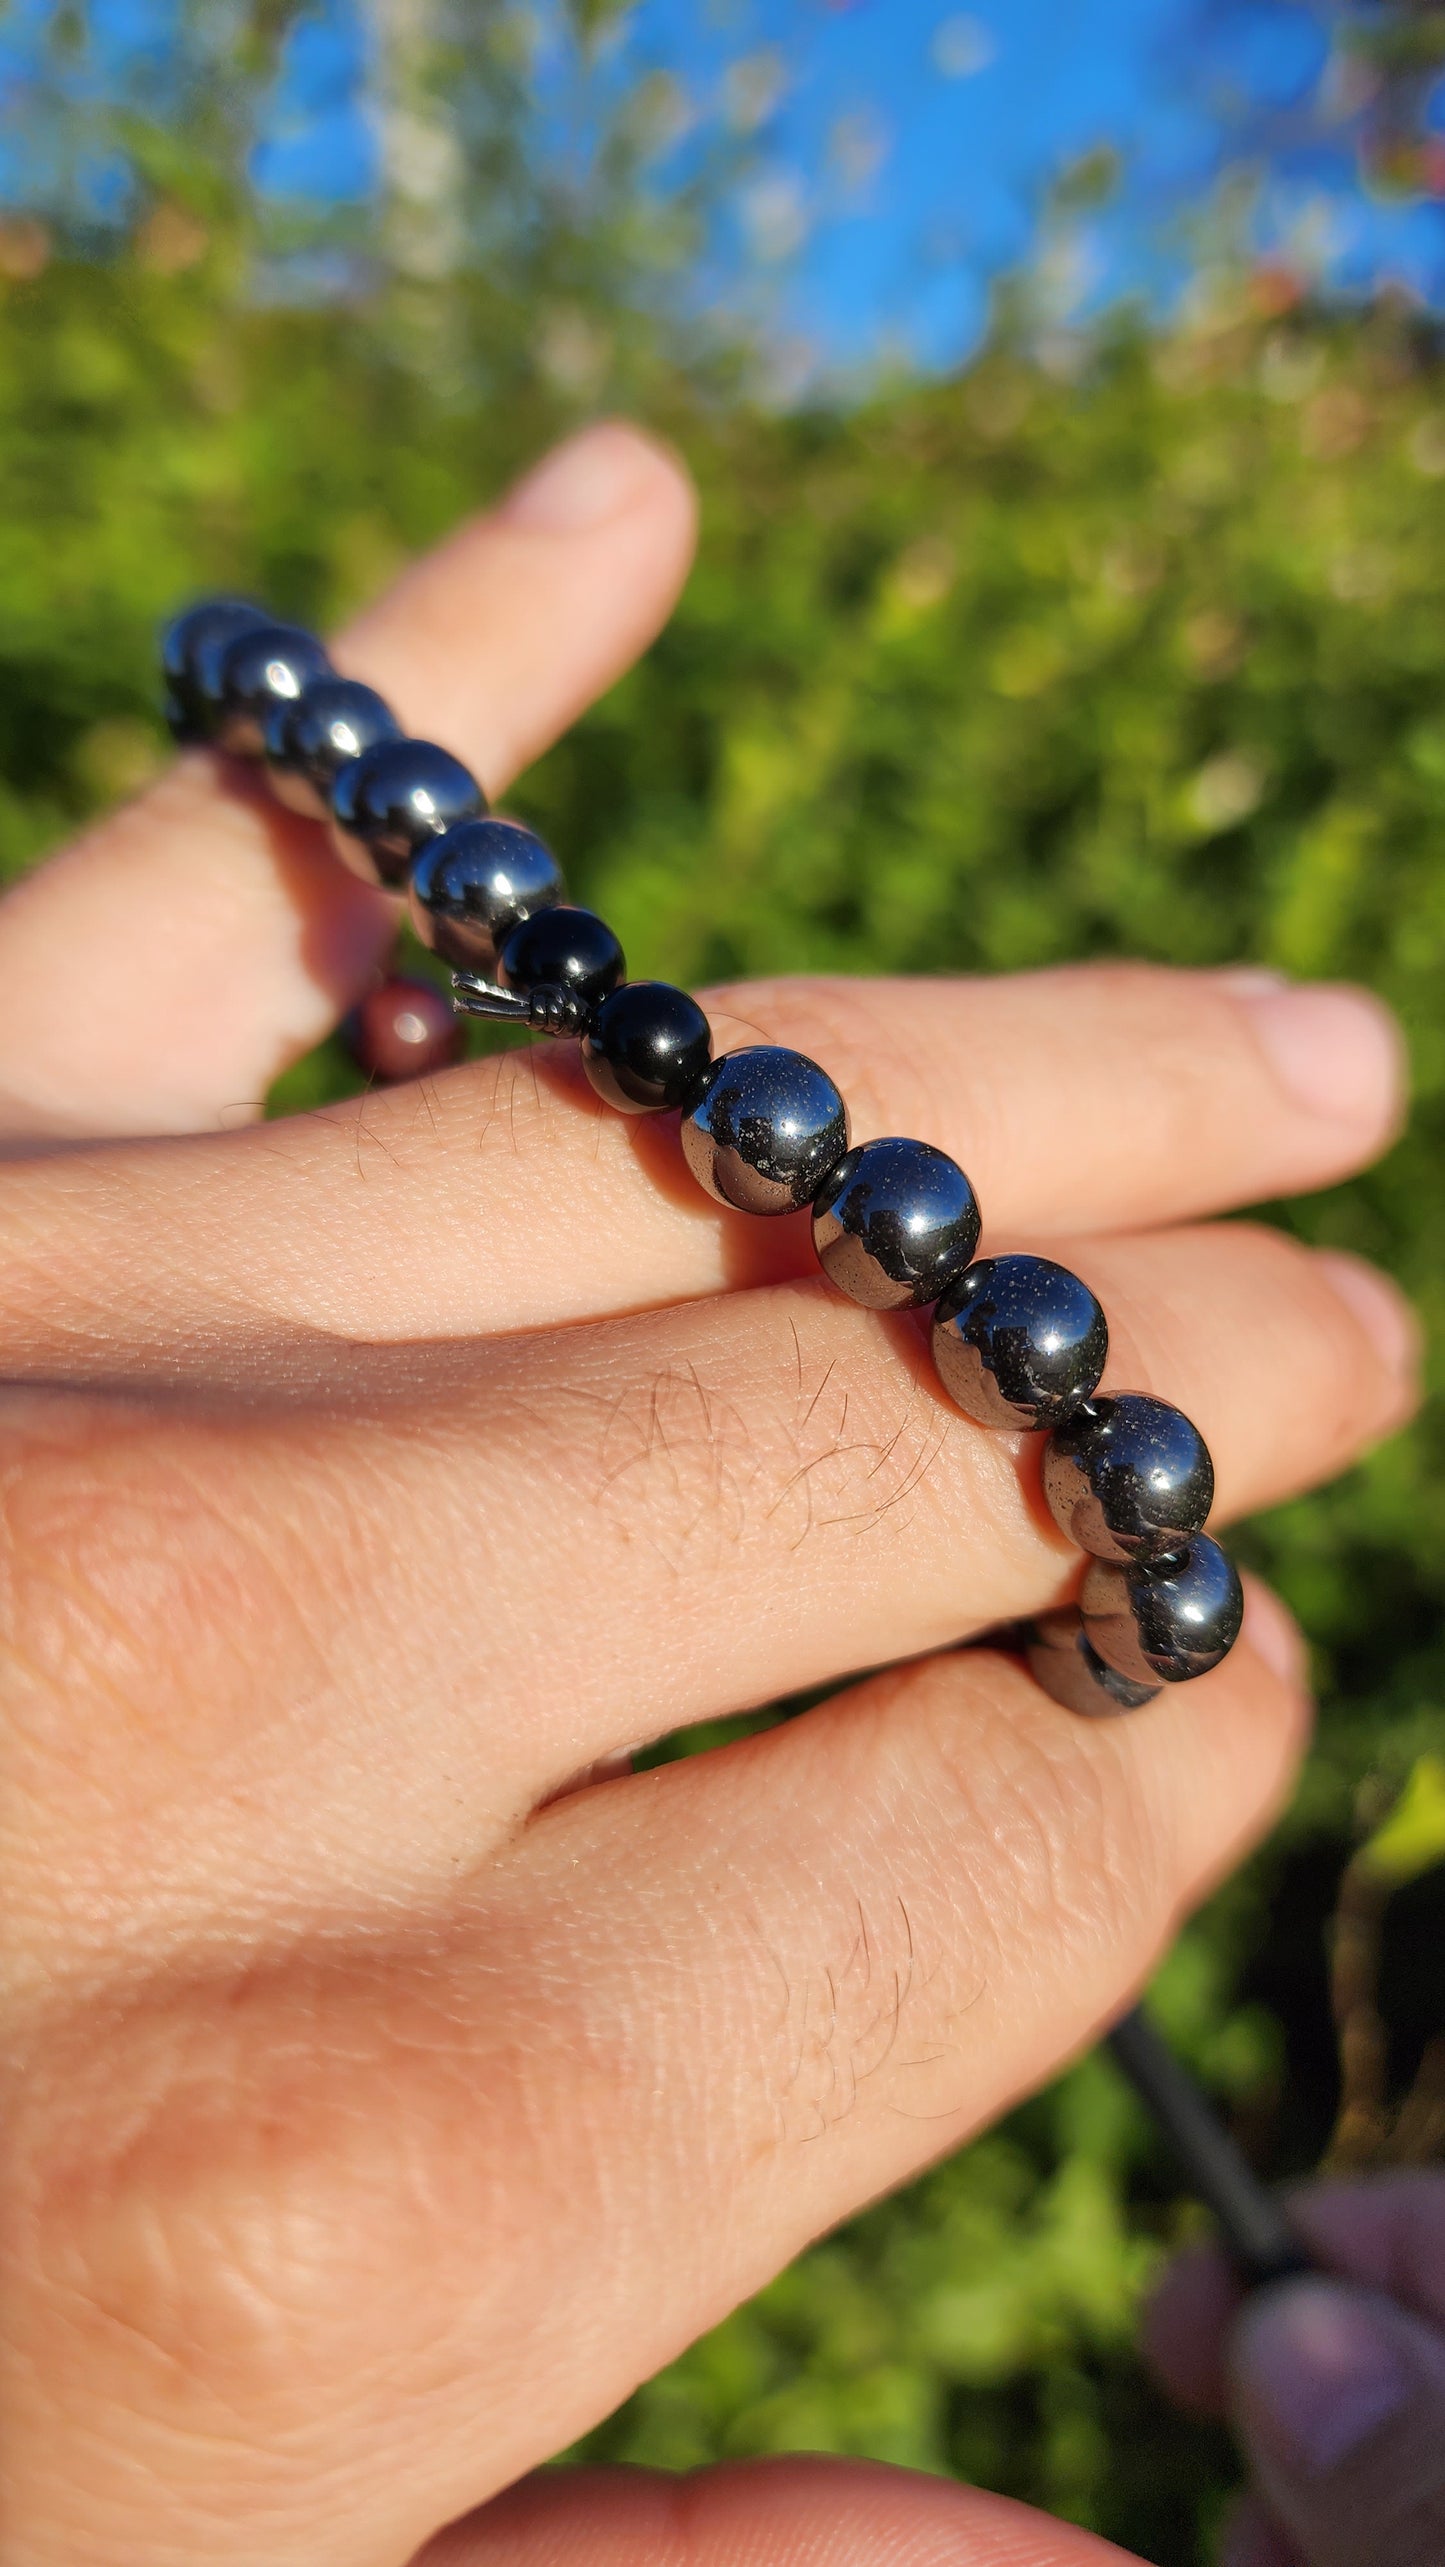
1235,981 -> 1404,1132
1316,1249 -> 1420,1386
497,422 -> 664,533
1242,1581 -> 1307,1689
1233,2280 -> 1412,2476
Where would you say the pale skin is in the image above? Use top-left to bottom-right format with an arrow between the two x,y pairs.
0,421 -> 1433,2566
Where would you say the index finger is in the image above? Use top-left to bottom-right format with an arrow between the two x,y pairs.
0,424 -> 697,1142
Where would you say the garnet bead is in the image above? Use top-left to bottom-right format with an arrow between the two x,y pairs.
681,1046 -> 850,1216
1043,1393 -> 1215,1564
932,1253 -> 1107,1430
812,1136 -> 981,1311
497,906 -> 625,1011
410,817 -> 565,970
345,975 -> 463,1082
582,981 -> 712,1113
214,623 -> 333,757
330,738 -> 485,889
1080,1533 -> 1244,1687
265,678 -> 401,819
1025,1606 -> 1162,1717
161,597 -> 270,740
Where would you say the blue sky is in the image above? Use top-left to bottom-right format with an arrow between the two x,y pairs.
605,0 -> 1326,364
10,1 -> 1445,375
594,0 -> 1445,369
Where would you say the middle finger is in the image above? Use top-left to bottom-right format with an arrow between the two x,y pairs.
0,962 -> 1402,1374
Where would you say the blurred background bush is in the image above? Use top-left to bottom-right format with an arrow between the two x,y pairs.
5,2 -> 1445,2557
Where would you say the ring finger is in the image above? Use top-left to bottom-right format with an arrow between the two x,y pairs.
4,1212 -> 1413,1955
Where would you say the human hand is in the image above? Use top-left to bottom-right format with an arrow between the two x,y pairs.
1148,2171 -> 1445,2565
0,423 -> 1417,2566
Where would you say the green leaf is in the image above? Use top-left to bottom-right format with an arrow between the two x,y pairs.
1358,1756 -> 1445,1887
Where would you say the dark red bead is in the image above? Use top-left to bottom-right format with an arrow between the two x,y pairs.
345,976 -> 463,1082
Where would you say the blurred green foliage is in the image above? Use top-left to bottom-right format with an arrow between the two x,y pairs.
4,197 -> 1444,2560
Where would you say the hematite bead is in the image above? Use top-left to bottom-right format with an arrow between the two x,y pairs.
1043,1393 -> 1215,1564
330,738 -> 485,890
214,623 -> 333,758
161,597 -> 270,740
265,677 -> 401,819
681,1046 -> 849,1216
1026,1607 -> 1162,1717
932,1253 -> 1107,1430
582,981 -> 712,1113
1081,1533 -> 1244,1687
497,905 -> 625,1011
812,1136 -> 981,1311
344,974 -> 463,1082
410,817 -> 564,970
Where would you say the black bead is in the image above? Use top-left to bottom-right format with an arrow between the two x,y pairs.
1081,1533 -> 1244,1687
812,1136 -> 981,1311
680,1046 -> 850,1217
497,906 -> 625,1011
264,677 -> 401,820
161,597 -> 270,740
330,738 -> 486,890
410,817 -> 565,970
1025,1606 -> 1162,1717
1043,1394 -> 1215,1564
582,982 -> 713,1113
214,622 -> 333,758
932,1253 -> 1107,1430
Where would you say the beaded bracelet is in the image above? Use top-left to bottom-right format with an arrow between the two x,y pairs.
162,597 -> 1245,1719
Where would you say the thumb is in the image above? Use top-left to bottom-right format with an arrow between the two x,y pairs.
1228,2275 -> 1445,2567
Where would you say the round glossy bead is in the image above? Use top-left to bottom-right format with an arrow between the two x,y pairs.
330,738 -> 486,890
344,975 -> 463,1082
681,1046 -> 850,1217
1043,1393 -> 1215,1564
214,623 -> 333,757
582,982 -> 712,1113
1025,1606 -> 1162,1717
1080,1533 -> 1244,1687
409,817 -> 564,970
812,1136 -> 981,1311
161,597 -> 270,739
497,905 -> 625,1011
931,1253 -> 1107,1430
264,678 -> 401,819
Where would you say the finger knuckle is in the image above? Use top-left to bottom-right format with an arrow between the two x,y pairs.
0,1400 -> 305,1735
10,1955 -> 490,2456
